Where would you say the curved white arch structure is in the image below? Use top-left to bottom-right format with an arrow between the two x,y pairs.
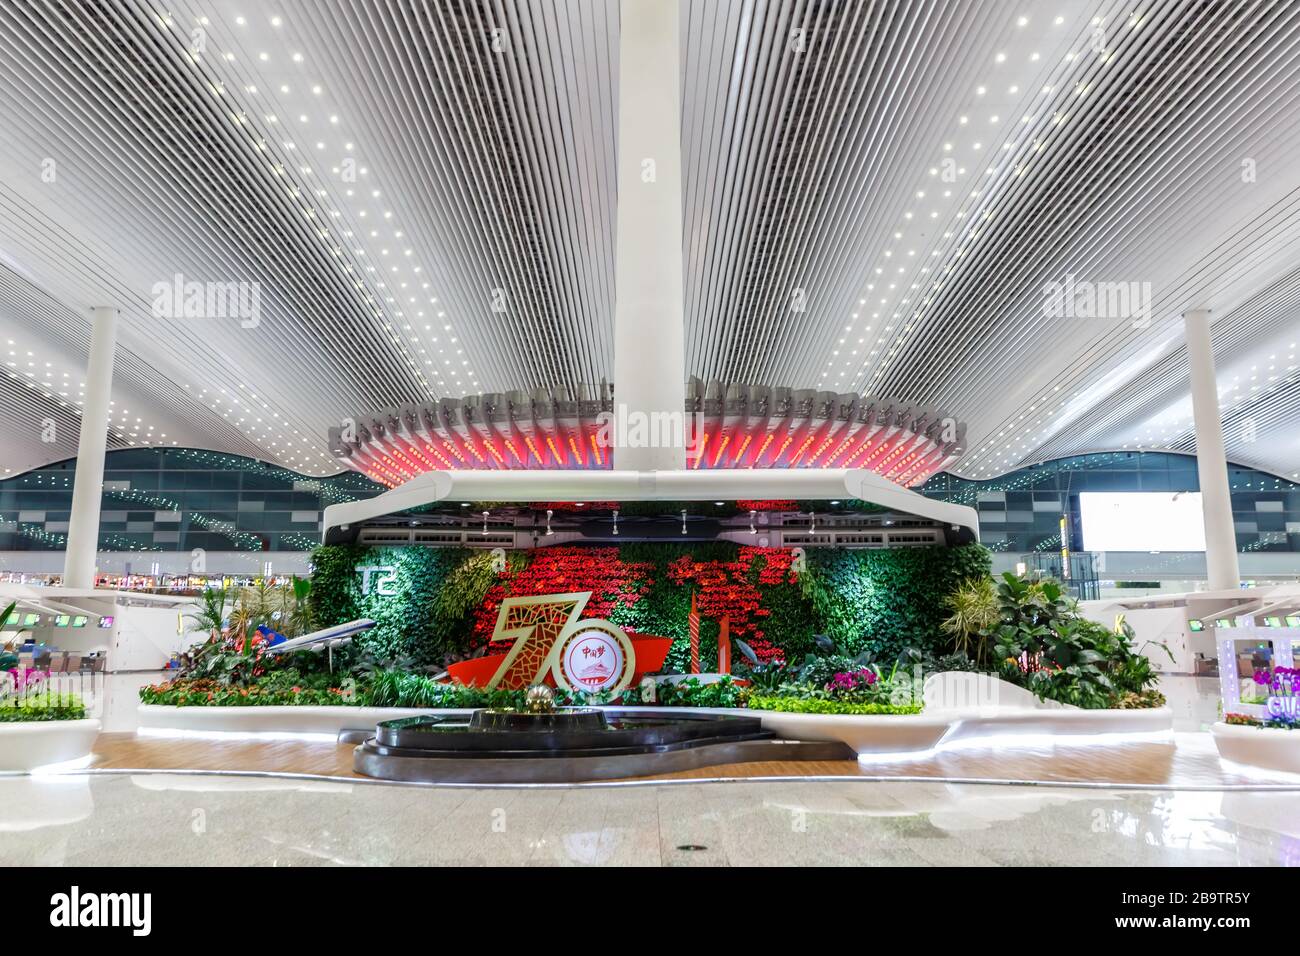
320,468 -> 980,545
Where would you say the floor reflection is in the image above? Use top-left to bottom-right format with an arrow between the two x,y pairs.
1,773 -> 1297,866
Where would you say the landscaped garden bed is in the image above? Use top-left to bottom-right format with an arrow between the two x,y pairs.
1212,720 -> 1300,775
2,595 -> 101,771
0,691 -> 99,772
1209,667 -> 1300,775
137,551 -> 1172,758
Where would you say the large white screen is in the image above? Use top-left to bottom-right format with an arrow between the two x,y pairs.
1078,492 -> 1207,552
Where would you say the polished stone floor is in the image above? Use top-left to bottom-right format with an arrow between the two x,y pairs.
1,773 -> 1297,866
11,670 -> 1273,867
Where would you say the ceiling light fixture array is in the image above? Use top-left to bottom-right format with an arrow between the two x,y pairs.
831,10 -> 1079,398
148,8 -> 479,473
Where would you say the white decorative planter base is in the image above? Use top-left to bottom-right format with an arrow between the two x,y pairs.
1211,721 -> 1300,776
133,672 -> 1174,760
136,704 -> 467,738
0,719 -> 101,772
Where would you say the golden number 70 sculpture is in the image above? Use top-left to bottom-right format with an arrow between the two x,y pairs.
486,592 -> 636,693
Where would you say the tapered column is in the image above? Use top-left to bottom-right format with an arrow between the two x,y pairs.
613,0 -> 685,470
63,306 -> 118,589
1184,308 -> 1239,590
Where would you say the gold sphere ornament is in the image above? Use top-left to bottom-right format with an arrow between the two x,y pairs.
525,684 -> 556,714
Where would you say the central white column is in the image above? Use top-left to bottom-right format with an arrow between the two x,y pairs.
1184,308 -> 1240,590
63,306 -> 118,589
613,0 -> 686,471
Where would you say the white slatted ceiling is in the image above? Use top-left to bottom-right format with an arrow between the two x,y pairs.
0,0 -> 1295,484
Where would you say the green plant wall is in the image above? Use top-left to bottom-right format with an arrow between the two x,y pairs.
309,542 -> 990,669
309,545 -> 499,667
799,544 -> 991,660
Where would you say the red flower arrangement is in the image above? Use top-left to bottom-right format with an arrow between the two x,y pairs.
469,546 -> 797,662
473,547 -> 656,651
667,547 -> 794,661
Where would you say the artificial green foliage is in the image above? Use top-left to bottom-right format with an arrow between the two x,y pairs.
308,541 -> 986,673
1113,689 -> 1167,709
0,693 -> 87,721
310,545 -> 496,667
752,565 -> 821,661
795,653 -> 863,687
186,587 -> 227,635
654,676 -> 747,708
307,544 -> 367,628
139,677 -> 359,707
365,670 -> 623,710
941,576 -> 999,666
607,542 -> 818,668
747,696 -> 922,715
608,542 -> 735,671
366,670 -> 516,709
800,544 -> 991,660
987,572 -> 1170,708
735,658 -> 792,693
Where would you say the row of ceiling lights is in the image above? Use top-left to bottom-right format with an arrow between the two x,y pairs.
149,8 -> 482,475
829,12 -> 1080,394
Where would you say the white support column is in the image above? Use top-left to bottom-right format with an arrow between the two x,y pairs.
63,306 -> 118,589
613,0 -> 685,471
1184,307 -> 1240,590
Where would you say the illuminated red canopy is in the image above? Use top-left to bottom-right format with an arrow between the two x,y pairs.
330,383 -> 964,489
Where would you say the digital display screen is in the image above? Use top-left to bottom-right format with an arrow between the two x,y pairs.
71,615 -> 87,628
98,616 -> 114,629
54,615 -> 70,627
1079,492 -> 1206,552
22,613 -> 40,626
